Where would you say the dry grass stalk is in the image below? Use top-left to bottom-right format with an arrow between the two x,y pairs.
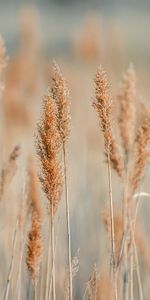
52,62 -> 73,300
103,208 -> 123,264
37,86 -> 63,300
16,172 -> 29,300
4,217 -> 19,300
104,205 -> 146,299
0,145 -> 21,200
93,67 -> 123,297
93,66 -> 123,178
118,64 -> 136,159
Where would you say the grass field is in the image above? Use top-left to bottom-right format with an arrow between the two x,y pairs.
0,3 -> 150,299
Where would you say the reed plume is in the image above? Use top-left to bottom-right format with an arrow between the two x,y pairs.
52,62 -> 70,144
37,90 -> 63,214
93,66 -> 123,178
118,64 -> 136,159
26,211 -> 43,282
37,85 -> 63,300
52,62 -> 73,300
93,66 -> 122,300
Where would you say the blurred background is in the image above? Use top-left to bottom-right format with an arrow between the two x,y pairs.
0,0 -> 150,299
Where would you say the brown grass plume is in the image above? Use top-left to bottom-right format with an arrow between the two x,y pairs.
93,66 -> 123,177
118,64 -> 136,159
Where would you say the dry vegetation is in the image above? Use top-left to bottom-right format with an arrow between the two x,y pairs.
0,5 -> 150,300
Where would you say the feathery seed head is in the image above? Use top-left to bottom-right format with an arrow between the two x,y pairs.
118,63 -> 136,158
37,89 -> 63,215
93,66 -> 123,177
26,210 -> 43,283
52,62 -> 71,144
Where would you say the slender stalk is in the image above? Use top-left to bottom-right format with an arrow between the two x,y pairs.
49,214 -> 61,298
129,246 -> 134,300
129,215 -> 144,300
122,165 -> 129,300
4,218 -> 18,300
133,240 -> 144,300
128,186 -> 144,300
107,148 -> 116,270
50,204 -> 56,300
82,285 -> 88,300
39,264 -> 43,300
45,219 -> 52,300
35,282 -> 38,300
107,148 -> 117,300
123,244 -> 129,300
63,144 -> 73,300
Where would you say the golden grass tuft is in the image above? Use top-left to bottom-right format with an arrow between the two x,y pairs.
37,89 -> 63,215
118,64 -> 136,159
26,158 -> 43,285
52,62 -> 71,145
93,66 -> 123,178
26,210 -> 43,283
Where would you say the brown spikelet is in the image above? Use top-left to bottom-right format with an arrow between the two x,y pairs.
26,210 -> 43,283
93,66 -> 123,177
131,110 -> 150,194
0,145 -> 21,200
52,62 -> 71,144
37,88 -> 63,215
118,64 -> 136,158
